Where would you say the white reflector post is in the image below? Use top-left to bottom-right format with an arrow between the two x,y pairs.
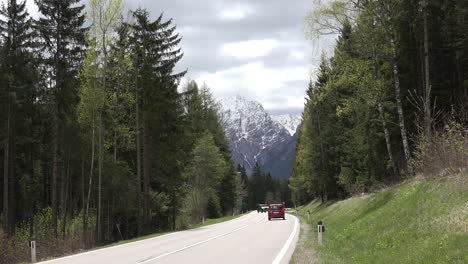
30,240 -> 37,263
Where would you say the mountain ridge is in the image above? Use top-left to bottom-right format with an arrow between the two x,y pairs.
218,95 -> 299,178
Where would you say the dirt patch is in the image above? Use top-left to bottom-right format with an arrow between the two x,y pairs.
290,218 -> 318,264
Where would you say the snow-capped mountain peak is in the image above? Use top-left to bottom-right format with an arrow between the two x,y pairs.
271,114 -> 301,136
218,95 -> 299,178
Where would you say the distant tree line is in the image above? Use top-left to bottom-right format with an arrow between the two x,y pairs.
0,0 -> 243,261
290,0 -> 468,203
236,163 -> 292,210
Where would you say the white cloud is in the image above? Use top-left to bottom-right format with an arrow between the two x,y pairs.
218,3 -> 253,20
263,96 -> 305,112
288,50 -> 305,61
220,39 -> 280,59
194,61 -> 309,112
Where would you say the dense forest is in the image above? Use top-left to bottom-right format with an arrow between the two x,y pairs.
290,0 -> 468,203
0,0 -> 286,262
239,163 -> 292,210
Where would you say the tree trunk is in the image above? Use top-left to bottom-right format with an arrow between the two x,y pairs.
52,112 -> 59,238
61,151 -> 71,236
97,21 -> 109,243
84,107 -> 96,247
378,99 -> 399,178
97,111 -> 103,242
114,131 -> 117,163
3,114 -> 10,236
81,154 -> 86,247
422,0 -> 432,138
172,195 -> 176,231
52,9 -> 63,239
142,114 -> 150,235
388,18 -> 412,174
371,35 -> 400,179
9,135 -> 15,236
135,77 -> 142,236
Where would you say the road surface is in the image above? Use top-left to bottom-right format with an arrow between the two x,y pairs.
39,212 -> 299,264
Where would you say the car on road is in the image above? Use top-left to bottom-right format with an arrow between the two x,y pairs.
257,204 -> 268,213
268,204 -> 285,220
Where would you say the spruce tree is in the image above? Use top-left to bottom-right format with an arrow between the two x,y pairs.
0,0 -> 36,237
35,0 -> 86,238
128,8 -> 186,232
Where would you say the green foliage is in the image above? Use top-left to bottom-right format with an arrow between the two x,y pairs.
206,192 -> 222,219
219,166 -> 237,215
128,8 -> 187,231
247,163 -> 291,208
182,131 -> 228,224
0,1 -> 241,261
149,191 -> 170,219
292,0 -> 468,202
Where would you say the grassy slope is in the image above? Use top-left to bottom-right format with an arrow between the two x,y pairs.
292,173 -> 467,264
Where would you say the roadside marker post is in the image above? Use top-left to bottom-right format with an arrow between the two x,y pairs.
317,221 -> 325,246
30,237 -> 37,263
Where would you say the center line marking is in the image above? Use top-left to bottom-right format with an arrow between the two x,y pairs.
138,224 -> 250,263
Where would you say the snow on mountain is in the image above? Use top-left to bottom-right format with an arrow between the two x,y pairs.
271,114 -> 301,136
218,95 -> 298,178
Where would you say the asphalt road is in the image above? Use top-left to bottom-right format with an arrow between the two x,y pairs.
39,212 -> 299,264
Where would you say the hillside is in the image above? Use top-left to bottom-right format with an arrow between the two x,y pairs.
291,173 -> 468,264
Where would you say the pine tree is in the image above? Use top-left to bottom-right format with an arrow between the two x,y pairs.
35,0 -> 86,238
219,165 -> 236,215
128,8 -> 186,233
0,0 -> 36,237
236,164 -> 249,212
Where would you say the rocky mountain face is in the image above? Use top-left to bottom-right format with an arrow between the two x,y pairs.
218,95 -> 300,179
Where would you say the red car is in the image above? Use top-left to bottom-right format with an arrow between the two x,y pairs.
268,204 -> 285,220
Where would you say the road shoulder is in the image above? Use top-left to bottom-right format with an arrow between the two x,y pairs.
289,214 -> 318,264
275,213 -> 301,264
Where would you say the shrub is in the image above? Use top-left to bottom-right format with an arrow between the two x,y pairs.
412,121 -> 468,177
206,193 -> 222,219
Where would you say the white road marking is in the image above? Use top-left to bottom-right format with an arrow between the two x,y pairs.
138,224 -> 251,263
38,213 -> 258,264
272,214 -> 299,264
38,232 -> 179,263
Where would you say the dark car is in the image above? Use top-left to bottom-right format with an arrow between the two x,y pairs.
257,204 -> 268,213
268,204 -> 285,220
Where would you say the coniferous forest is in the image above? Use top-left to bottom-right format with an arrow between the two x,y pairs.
0,0 -> 284,262
1,0 -> 467,262
290,0 -> 467,203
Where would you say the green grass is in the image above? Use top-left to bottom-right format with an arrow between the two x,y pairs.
293,173 -> 468,264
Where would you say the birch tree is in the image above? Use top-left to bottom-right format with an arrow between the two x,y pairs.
87,0 -> 123,242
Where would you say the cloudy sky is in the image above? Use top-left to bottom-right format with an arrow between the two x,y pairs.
15,0 -> 336,116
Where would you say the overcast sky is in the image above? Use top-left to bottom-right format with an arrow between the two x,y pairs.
14,0 -> 336,116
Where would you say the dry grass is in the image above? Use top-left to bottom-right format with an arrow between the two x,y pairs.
290,216 -> 318,264
412,123 -> 468,177
431,202 -> 468,233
